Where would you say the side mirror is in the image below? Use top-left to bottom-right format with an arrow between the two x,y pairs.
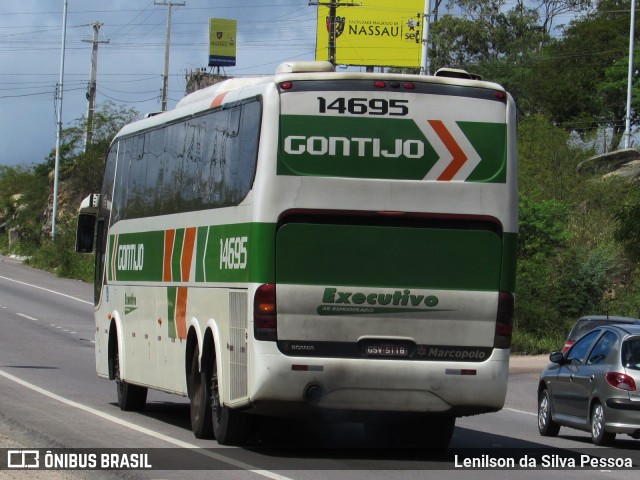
76,214 -> 96,253
75,194 -> 100,253
549,351 -> 565,364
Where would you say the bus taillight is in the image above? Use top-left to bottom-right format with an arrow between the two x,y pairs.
254,283 -> 277,341
494,291 -> 514,349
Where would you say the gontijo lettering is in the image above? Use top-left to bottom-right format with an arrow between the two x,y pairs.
117,244 -> 144,271
284,136 -> 424,158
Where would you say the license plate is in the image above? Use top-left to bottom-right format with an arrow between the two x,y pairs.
365,344 -> 410,357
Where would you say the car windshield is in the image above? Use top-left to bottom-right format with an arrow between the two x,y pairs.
622,337 -> 640,370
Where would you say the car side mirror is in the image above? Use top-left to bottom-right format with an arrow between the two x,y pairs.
549,351 -> 565,364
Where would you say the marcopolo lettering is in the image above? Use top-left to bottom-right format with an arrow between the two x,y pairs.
322,287 -> 438,308
427,347 -> 487,361
117,244 -> 144,271
284,136 -> 424,159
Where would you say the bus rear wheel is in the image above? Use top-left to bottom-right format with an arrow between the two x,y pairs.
113,346 -> 147,411
190,346 -> 214,439
210,355 -> 251,445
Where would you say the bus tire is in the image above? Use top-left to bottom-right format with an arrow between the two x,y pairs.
210,355 -> 251,445
190,346 -> 214,439
114,345 -> 147,411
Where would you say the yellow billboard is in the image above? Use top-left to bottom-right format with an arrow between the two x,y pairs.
315,0 -> 424,67
209,18 -> 237,67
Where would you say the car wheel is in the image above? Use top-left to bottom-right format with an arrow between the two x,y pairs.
538,389 -> 560,437
591,401 -> 615,446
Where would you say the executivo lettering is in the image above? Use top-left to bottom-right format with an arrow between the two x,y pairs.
318,287 -> 442,316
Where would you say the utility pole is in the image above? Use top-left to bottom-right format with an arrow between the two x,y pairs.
52,0 -> 68,239
82,21 -> 109,152
155,1 -> 185,111
420,0 -> 432,76
309,1 -> 358,66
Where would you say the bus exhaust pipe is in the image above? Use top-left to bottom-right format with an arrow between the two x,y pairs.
304,384 -> 323,402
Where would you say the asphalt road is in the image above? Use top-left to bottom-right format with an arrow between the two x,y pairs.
0,254 -> 638,480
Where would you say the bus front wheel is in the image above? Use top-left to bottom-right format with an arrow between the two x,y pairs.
113,346 -> 147,411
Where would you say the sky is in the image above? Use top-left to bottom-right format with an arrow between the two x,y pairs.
0,0 -> 320,167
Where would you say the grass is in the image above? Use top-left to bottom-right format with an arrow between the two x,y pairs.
511,328 -> 566,355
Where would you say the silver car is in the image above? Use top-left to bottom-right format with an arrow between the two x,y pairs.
537,324 -> 640,445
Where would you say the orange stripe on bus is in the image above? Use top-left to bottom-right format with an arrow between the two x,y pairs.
210,93 -> 227,109
110,234 -> 119,281
181,227 -> 197,282
163,229 -> 176,282
176,287 -> 188,340
175,227 -> 197,340
428,120 -> 468,181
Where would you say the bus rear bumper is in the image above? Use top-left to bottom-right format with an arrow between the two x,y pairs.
247,347 -> 509,417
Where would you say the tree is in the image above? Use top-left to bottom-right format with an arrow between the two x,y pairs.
427,0 -> 550,110
531,0 -> 594,34
46,101 -> 140,198
534,0 -> 640,150
429,1 -> 546,70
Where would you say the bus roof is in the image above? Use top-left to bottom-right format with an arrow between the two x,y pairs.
114,61 -> 507,141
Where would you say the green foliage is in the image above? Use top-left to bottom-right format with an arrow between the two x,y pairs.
0,102 -> 138,276
518,196 -> 569,259
516,196 -> 568,336
0,163 -> 50,253
532,0 -> 639,149
25,215 -> 94,283
554,244 -> 618,318
518,115 -> 589,201
511,327 -> 568,355
614,186 -> 640,261
608,270 -> 640,319
429,1 -> 548,71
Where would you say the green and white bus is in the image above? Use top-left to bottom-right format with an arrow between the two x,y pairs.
76,61 -> 517,448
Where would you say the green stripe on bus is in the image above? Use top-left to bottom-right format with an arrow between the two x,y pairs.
278,115 -> 438,180
459,122 -> 507,183
196,223 -> 276,283
108,223 -> 276,284
172,228 -> 185,281
108,231 -> 164,282
275,223 -> 503,291
277,116 -> 507,182
167,286 -> 177,339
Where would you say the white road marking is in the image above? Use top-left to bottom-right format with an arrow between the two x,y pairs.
505,407 -> 537,417
0,368 -> 292,480
16,313 -> 38,321
0,275 -> 92,305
